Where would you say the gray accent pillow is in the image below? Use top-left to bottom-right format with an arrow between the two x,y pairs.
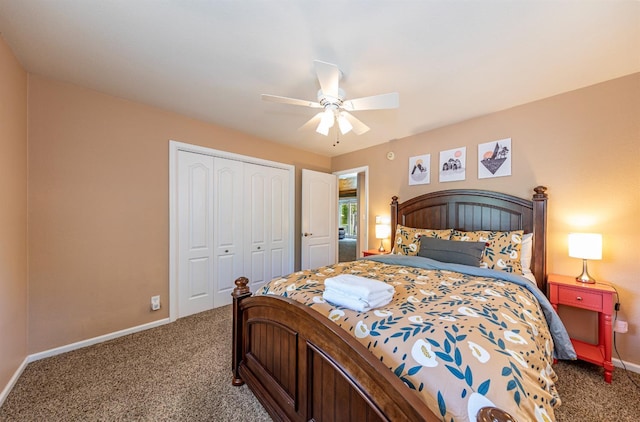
418,237 -> 486,266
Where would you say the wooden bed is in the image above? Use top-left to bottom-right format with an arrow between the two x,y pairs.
232,186 -> 548,421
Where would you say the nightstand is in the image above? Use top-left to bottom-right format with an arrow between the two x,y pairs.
547,273 -> 616,383
362,249 -> 390,257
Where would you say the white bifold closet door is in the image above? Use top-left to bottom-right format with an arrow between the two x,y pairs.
244,163 -> 291,292
177,151 -> 215,317
212,157 -> 244,307
177,151 -> 290,318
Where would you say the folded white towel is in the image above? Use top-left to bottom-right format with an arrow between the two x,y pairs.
323,289 -> 393,312
322,274 -> 395,312
324,274 -> 394,300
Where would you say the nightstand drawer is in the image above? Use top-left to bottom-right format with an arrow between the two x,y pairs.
557,286 -> 602,311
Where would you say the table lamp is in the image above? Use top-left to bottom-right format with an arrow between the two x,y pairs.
568,233 -> 602,283
375,216 -> 391,252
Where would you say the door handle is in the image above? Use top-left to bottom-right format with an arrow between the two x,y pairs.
303,232 -> 313,237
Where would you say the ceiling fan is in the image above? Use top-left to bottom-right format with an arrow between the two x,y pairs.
262,60 -> 399,136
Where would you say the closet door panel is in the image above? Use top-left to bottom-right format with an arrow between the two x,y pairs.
173,142 -> 294,317
177,151 -> 214,318
213,157 -> 244,307
269,167 -> 290,279
245,163 -> 269,290
270,248 -> 285,280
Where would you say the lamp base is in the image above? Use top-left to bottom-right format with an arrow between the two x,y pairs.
378,241 -> 385,253
575,275 -> 596,284
576,259 -> 596,284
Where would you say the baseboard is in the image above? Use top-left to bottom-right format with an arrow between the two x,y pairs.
613,357 -> 640,374
27,317 -> 171,363
2,318 -> 171,406
0,357 -> 29,407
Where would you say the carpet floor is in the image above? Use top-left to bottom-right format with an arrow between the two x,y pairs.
0,306 -> 270,421
1,305 -> 639,421
338,238 -> 356,262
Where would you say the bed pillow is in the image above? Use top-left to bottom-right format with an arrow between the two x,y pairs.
392,225 -> 452,256
418,237 -> 487,266
450,229 -> 524,274
521,233 -> 533,274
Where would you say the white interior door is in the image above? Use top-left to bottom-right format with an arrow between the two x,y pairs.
301,169 -> 337,270
177,151 -> 214,317
213,157 -> 244,307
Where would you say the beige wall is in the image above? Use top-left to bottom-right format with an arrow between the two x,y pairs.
333,73 -> 640,366
3,40 -> 638,398
27,75 -> 330,353
0,37 -> 28,393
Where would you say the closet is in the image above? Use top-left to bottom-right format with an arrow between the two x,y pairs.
174,146 -> 293,318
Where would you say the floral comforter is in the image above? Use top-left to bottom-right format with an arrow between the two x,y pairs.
258,255 -> 575,422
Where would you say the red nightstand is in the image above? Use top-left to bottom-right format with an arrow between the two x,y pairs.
547,273 -> 616,383
362,249 -> 390,257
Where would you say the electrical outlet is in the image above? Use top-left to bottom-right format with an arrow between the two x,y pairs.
151,295 -> 160,311
614,320 -> 628,333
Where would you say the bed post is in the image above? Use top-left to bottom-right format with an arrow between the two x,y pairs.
532,186 -> 548,292
232,276 -> 251,386
390,196 -> 399,251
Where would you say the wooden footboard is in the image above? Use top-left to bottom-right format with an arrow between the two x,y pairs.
232,278 -> 514,422
232,277 -> 437,421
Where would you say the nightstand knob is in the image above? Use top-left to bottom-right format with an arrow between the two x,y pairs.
576,296 -> 583,301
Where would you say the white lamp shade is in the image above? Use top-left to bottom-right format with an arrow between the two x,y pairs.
375,215 -> 391,239
375,224 -> 390,240
316,109 -> 335,135
568,233 -> 602,260
337,112 -> 353,135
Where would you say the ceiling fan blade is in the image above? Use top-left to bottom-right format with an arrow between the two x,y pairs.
343,92 -> 399,111
341,111 -> 370,135
298,112 -> 324,132
314,60 -> 340,98
262,94 -> 322,108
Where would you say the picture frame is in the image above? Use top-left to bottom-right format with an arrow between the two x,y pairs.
408,154 -> 430,185
439,147 -> 466,182
478,138 -> 512,179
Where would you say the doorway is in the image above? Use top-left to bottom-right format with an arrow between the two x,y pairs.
338,197 -> 358,262
335,167 -> 368,262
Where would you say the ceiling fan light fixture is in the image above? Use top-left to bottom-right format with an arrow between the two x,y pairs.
316,109 -> 335,135
316,124 -> 330,136
337,113 -> 353,135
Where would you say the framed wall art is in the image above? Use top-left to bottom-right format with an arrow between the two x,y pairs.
408,154 -> 430,185
439,147 -> 466,182
478,138 -> 512,179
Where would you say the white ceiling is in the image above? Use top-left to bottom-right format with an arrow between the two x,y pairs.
0,1 -> 638,157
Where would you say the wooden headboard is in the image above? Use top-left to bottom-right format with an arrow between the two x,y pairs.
390,186 -> 548,291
